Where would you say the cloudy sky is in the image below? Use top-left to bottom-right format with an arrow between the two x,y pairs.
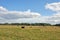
0,0 -> 60,24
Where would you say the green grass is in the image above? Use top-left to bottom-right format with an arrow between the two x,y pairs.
0,25 -> 60,40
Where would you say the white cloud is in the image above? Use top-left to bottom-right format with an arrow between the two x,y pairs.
0,6 -> 41,19
45,2 -> 60,24
0,6 -> 42,23
0,5 -> 60,24
0,6 -> 8,12
45,2 -> 60,12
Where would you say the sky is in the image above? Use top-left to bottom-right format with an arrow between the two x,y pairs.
0,0 -> 60,24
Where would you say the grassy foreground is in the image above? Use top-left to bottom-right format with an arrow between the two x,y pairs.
0,25 -> 60,40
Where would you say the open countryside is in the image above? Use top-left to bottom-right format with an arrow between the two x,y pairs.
0,25 -> 60,40
0,0 -> 60,40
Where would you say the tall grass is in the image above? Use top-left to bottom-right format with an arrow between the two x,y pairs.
0,25 -> 60,40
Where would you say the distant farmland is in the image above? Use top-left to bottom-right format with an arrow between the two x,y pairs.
0,25 -> 60,40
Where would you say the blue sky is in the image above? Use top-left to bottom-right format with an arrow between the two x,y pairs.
0,0 -> 60,16
0,0 -> 60,24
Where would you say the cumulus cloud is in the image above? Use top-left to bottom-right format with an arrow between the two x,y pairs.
0,6 -> 42,23
45,2 -> 60,24
0,6 -> 41,19
0,5 -> 60,24
0,6 -> 8,12
45,2 -> 60,12
51,13 -> 60,24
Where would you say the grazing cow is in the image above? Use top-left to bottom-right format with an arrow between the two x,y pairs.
21,26 -> 25,28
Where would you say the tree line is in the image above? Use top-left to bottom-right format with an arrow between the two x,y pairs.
0,23 -> 51,26
0,23 -> 60,26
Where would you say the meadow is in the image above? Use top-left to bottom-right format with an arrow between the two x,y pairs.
0,25 -> 60,40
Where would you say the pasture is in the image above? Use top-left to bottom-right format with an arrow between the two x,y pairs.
0,25 -> 60,40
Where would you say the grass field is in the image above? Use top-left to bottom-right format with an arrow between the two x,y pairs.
0,25 -> 60,40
